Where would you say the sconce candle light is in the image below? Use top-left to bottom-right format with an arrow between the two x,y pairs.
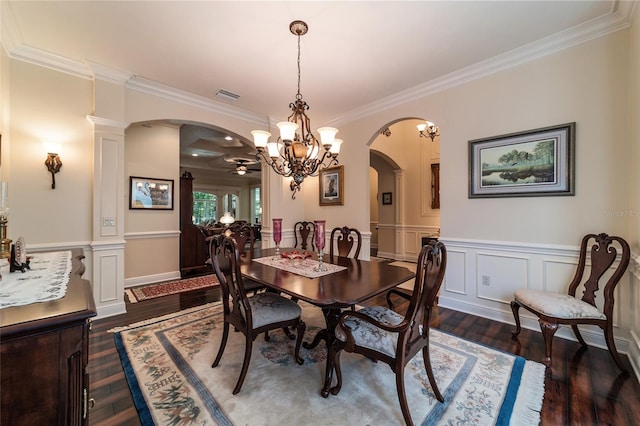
43,143 -> 62,189
417,121 -> 440,141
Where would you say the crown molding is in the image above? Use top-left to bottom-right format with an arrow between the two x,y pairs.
86,60 -> 133,85
125,76 -> 267,127
327,1 -> 635,127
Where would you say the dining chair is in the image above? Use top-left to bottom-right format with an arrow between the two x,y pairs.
329,241 -> 446,426
220,222 -> 263,294
210,235 -> 306,394
294,221 -> 316,251
329,226 -> 362,259
511,233 -> 630,372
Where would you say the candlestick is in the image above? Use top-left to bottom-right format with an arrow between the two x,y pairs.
273,218 -> 282,257
314,220 -> 327,272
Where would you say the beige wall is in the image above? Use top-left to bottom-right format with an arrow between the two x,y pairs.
627,2 -> 640,381
7,60 -> 94,246
124,123 -> 180,280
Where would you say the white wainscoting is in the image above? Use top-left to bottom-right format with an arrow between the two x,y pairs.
439,237 -> 639,378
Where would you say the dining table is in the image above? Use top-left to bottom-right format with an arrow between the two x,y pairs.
239,247 -> 416,397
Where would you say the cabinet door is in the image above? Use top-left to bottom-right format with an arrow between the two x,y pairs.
0,323 -> 86,425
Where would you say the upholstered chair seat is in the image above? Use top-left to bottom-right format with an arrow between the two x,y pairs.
334,306 -> 403,357
248,292 -> 303,329
514,289 -> 606,320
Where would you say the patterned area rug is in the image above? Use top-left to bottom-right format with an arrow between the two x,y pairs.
125,275 -> 219,303
114,302 -> 545,425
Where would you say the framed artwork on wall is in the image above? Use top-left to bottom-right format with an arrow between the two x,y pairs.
319,166 -> 344,206
129,176 -> 174,210
382,192 -> 392,205
469,122 -> 575,198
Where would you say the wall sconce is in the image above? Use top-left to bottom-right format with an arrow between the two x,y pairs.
417,121 -> 440,141
43,142 -> 62,189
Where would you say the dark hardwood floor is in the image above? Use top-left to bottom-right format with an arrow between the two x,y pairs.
88,285 -> 640,425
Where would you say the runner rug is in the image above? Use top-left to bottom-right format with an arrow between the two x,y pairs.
113,302 -> 545,425
125,274 -> 219,303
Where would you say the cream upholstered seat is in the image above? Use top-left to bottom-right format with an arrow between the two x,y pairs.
511,233 -> 630,372
514,289 -> 606,320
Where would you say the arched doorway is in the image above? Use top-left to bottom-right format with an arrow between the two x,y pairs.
368,119 -> 440,261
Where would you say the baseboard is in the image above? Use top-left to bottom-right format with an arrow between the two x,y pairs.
125,271 -> 181,288
96,301 -> 127,319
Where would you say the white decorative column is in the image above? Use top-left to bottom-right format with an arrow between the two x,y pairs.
394,169 -> 406,260
87,115 -> 127,317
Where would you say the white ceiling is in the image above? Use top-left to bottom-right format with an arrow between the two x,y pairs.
2,1 -> 635,177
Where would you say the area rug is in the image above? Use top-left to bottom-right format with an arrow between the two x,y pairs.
114,302 -> 545,425
125,274 -> 219,303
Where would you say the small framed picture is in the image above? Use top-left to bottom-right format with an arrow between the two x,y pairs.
319,166 -> 344,206
129,176 -> 174,210
382,192 -> 392,205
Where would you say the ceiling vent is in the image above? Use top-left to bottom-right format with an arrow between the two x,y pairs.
216,89 -> 240,101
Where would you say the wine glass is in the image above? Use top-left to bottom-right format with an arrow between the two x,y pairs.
273,218 -> 282,258
314,220 -> 327,272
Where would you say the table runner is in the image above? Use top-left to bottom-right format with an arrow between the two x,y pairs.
253,255 -> 346,278
0,251 -> 73,309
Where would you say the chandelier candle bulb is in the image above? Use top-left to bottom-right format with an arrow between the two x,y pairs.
330,139 -> 343,155
277,122 -> 299,141
251,130 -> 271,148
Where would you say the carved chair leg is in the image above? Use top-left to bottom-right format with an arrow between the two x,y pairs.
539,319 -> 559,367
212,321 -> 230,368
233,339 -> 253,395
571,325 -> 587,347
328,344 -> 344,396
603,322 -> 629,374
422,346 -> 444,403
510,301 -> 522,339
294,321 -> 306,365
283,327 -> 296,340
396,367 -> 414,426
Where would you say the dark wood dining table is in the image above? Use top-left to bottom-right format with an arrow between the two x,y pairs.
240,247 -> 416,397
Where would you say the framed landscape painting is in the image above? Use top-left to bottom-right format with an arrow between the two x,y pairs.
129,176 -> 174,209
468,123 -> 575,198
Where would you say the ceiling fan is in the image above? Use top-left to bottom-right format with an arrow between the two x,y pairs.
227,158 -> 261,176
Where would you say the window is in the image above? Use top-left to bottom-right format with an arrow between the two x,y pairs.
193,192 -> 217,224
252,187 -> 261,224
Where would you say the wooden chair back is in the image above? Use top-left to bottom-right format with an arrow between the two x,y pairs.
569,233 -> 630,315
209,235 -> 254,329
329,226 -> 362,259
223,222 -> 255,254
294,221 -> 316,251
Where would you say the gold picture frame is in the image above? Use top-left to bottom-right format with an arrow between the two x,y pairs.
319,166 -> 344,206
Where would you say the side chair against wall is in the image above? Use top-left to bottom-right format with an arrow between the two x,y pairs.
328,241 -> 447,426
329,226 -> 362,260
511,233 -> 631,372
209,235 -> 306,395
294,221 -> 316,251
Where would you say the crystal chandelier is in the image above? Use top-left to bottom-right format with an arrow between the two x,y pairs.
251,20 -> 342,199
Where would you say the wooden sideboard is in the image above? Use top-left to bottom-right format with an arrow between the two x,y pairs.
0,249 -> 96,425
